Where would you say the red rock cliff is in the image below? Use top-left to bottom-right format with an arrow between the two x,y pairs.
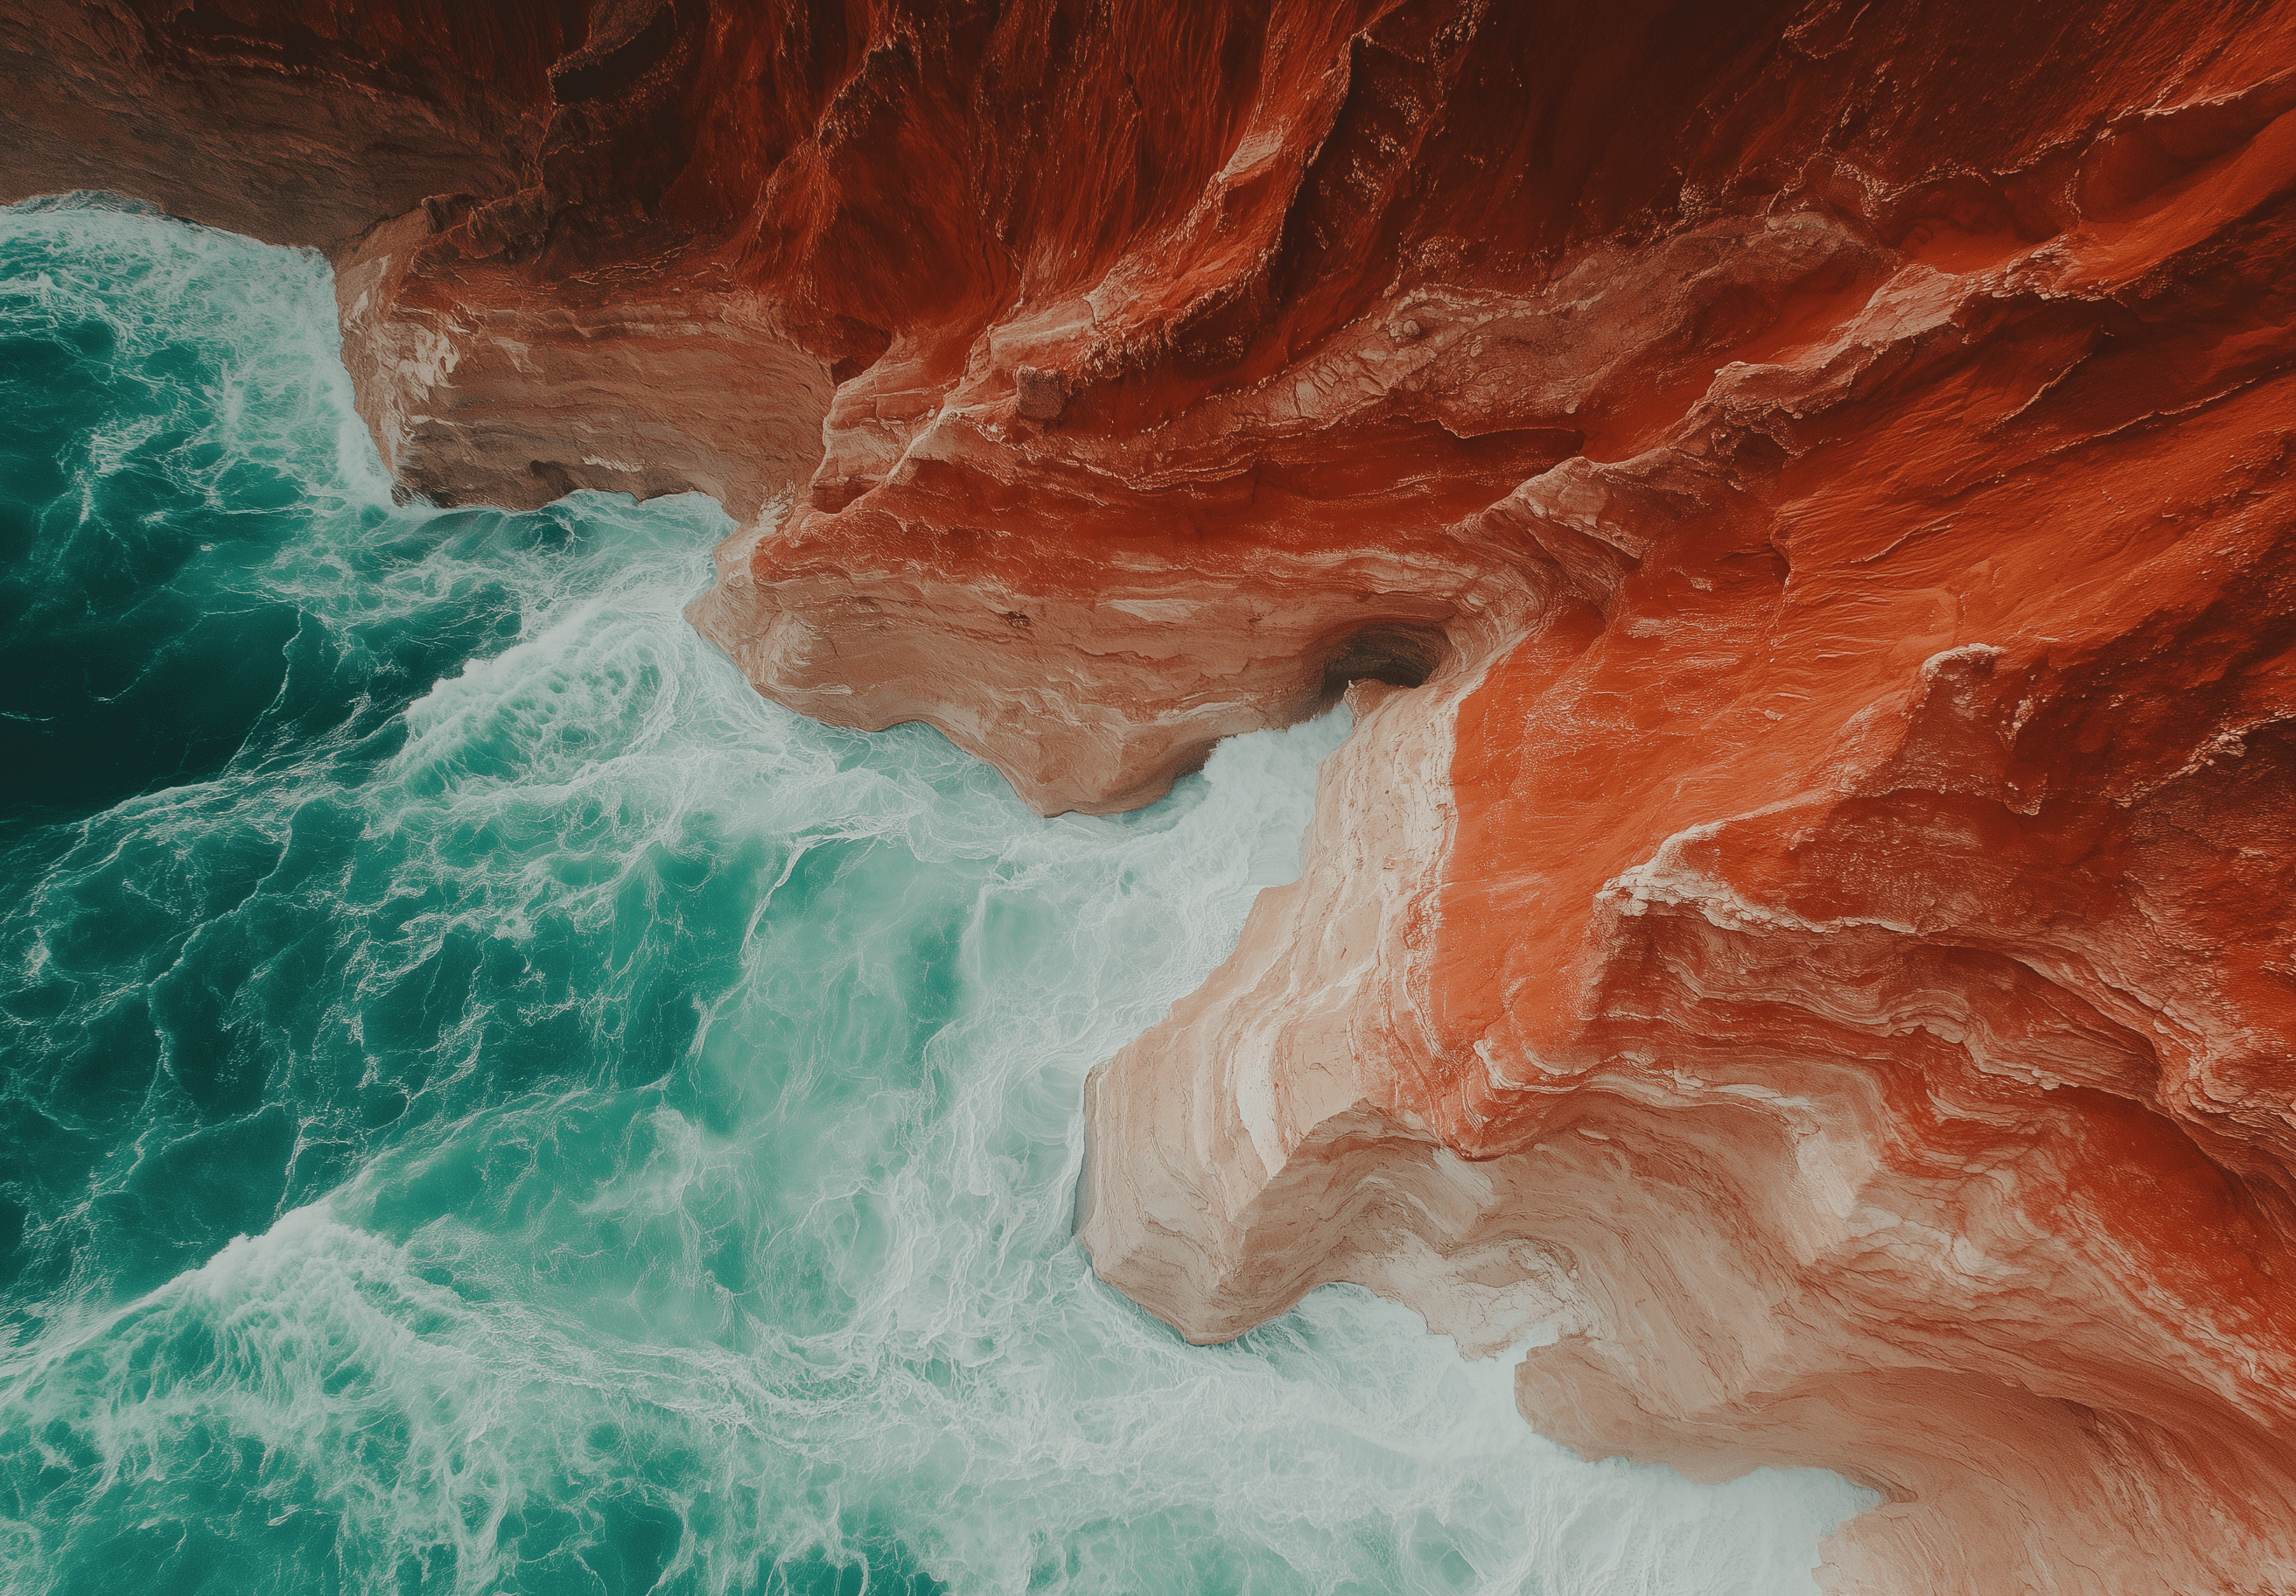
9,3 -> 2296,1589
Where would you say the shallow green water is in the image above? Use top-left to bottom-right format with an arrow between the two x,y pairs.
0,197 -> 1872,1596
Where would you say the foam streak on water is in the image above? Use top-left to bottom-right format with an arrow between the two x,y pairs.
0,200 -> 1872,1595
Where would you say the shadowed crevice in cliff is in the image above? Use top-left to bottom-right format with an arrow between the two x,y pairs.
1317,622 -> 1451,697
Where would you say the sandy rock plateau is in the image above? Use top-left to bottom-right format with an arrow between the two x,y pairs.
9,1 -> 2296,1589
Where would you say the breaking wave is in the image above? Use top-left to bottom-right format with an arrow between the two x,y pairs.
0,198 -> 1872,1595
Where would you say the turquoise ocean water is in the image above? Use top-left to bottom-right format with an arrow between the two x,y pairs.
0,198 -> 1871,1595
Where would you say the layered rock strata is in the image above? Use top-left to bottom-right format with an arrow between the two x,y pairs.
10,2 -> 2296,1590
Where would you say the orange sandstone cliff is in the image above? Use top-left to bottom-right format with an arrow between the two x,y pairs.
8,3 -> 2296,1589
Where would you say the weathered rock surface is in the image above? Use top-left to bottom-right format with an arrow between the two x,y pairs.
10,2 -> 2296,1589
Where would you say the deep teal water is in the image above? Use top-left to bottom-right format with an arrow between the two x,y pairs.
0,198 -> 1872,1596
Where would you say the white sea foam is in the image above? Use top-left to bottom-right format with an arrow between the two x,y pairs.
0,200 -> 1873,1595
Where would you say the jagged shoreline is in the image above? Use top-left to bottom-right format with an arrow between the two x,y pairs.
10,4 -> 2296,1587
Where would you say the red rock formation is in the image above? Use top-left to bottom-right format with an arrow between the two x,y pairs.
10,2 -> 2296,1589
0,3 -> 565,244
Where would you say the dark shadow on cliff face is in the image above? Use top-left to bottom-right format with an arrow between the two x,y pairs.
1318,622 -> 1450,698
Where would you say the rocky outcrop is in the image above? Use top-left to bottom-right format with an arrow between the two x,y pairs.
10,3 -> 2296,1590
1074,40 -> 2296,1586
0,1 -> 563,247
330,207 -> 830,525
2,0 -> 833,523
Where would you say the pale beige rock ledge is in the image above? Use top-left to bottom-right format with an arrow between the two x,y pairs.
1079,659 -> 2296,1595
333,209 -> 832,527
